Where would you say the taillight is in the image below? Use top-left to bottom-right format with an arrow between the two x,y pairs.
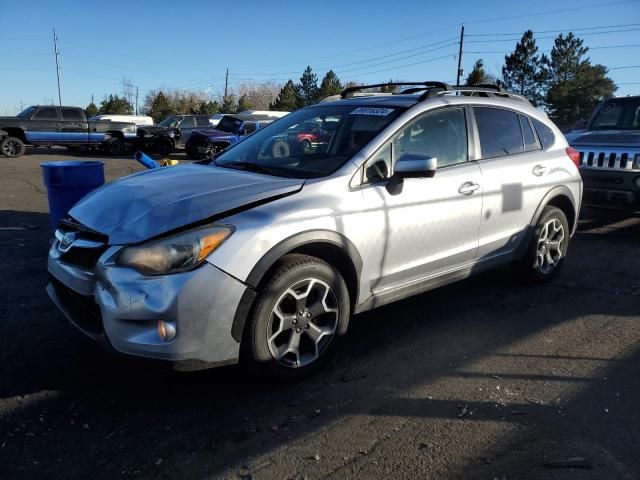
566,147 -> 580,167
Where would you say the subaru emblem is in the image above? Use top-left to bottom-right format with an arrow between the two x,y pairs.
59,232 -> 76,252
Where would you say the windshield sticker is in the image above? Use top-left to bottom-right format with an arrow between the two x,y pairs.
350,107 -> 395,116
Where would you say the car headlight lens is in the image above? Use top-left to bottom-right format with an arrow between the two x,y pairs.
117,224 -> 233,275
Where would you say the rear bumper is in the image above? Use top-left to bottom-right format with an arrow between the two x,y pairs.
579,169 -> 640,209
47,245 -> 248,365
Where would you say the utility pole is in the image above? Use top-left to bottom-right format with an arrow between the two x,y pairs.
135,86 -> 139,115
224,68 -> 229,99
456,25 -> 464,87
53,28 -> 62,106
19,100 -> 25,111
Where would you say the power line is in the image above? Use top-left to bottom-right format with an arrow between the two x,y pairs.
334,52 -> 457,78
609,65 -> 640,69
466,22 -> 640,36
465,27 -> 640,44
466,42 -> 640,54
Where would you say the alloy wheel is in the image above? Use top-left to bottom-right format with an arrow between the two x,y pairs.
267,278 -> 339,368
536,218 -> 565,274
2,139 -> 23,157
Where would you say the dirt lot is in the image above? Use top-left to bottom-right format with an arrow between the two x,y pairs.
1,149 -> 639,480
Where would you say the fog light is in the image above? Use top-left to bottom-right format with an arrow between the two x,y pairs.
157,320 -> 176,341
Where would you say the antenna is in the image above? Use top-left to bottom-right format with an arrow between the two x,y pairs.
53,28 -> 62,106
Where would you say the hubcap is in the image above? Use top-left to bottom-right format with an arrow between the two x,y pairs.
267,278 -> 339,368
3,140 -> 22,156
536,218 -> 565,274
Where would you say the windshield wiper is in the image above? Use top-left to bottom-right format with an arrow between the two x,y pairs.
217,161 -> 289,177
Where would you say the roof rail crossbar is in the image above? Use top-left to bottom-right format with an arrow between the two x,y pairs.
430,86 -> 531,105
340,81 -> 452,99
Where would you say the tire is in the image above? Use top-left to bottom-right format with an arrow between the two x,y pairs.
1,136 -> 25,158
105,137 -> 125,156
517,206 -> 570,282
270,139 -> 290,158
156,137 -> 174,155
243,254 -> 350,379
185,140 -> 204,160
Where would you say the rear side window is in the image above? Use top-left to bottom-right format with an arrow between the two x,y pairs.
61,109 -> 84,121
196,116 -> 210,126
519,115 -> 539,151
532,119 -> 555,149
474,107 -> 524,158
33,108 -> 58,120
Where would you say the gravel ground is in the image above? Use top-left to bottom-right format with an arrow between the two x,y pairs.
1,149 -> 639,480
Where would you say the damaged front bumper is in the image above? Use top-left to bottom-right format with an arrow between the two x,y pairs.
47,240 -> 248,365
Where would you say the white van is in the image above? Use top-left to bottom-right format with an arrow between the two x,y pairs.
89,114 -> 154,126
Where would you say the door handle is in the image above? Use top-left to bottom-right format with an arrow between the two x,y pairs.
458,182 -> 480,195
532,164 -> 549,176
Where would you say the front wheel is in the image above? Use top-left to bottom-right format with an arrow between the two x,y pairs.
1,136 -> 25,158
517,206 -> 570,282
243,254 -> 350,379
185,140 -> 204,160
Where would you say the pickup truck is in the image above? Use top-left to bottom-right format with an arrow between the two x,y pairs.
0,105 -> 137,158
570,95 -> 640,210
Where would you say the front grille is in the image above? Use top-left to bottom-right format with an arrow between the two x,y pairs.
577,149 -> 639,171
50,275 -> 103,335
60,246 -> 108,270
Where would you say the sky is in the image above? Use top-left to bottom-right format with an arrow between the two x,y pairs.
0,0 -> 639,115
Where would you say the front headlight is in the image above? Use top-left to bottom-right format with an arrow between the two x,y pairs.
117,224 -> 233,275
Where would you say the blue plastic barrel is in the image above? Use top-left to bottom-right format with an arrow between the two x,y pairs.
41,161 -> 105,228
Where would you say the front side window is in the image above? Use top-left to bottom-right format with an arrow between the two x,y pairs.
158,116 -> 181,127
393,107 -> 468,168
474,107 -> 524,158
242,122 -> 257,135
33,108 -> 58,120
211,105 -> 403,179
364,143 -> 392,183
180,117 -> 196,128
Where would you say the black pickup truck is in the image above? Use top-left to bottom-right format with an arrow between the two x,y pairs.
0,105 -> 138,158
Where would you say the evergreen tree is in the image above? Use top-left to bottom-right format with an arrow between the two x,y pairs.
146,91 -> 174,123
196,100 -> 220,116
544,33 -> 616,128
318,70 -> 343,98
237,94 -> 253,112
221,95 -> 238,113
270,80 -> 302,111
297,66 -> 320,106
84,101 -> 98,117
465,59 -> 487,85
501,30 -> 548,106
379,79 -> 397,93
98,94 -> 133,115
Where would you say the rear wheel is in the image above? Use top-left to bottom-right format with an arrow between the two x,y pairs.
104,137 -> 125,156
243,254 -> 350,379
517,206 -> 570,282
1,136 -> 25,158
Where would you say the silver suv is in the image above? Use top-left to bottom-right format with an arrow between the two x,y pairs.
47,82 -> 583,378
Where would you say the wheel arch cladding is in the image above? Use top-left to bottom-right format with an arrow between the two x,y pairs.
230,230 -> 362,343
546,194 -> 576,234
2,128 -> 27,142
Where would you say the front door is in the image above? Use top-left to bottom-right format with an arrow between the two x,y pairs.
360,107 -> 483,293
26,107 -> 60,143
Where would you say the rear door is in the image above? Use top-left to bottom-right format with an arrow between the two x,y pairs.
472,107 -> 548,259
59,108 -> 88,143
177,116 -> 197,146
27,107 -> 60,143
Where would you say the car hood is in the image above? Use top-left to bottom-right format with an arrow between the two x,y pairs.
137,125 -> 173,136
194,128 -> 237,139
69,164 -> 304,244
571,130 -> 640,147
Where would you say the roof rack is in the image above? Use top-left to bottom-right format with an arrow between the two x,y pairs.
340,81 -> 452,99
429,84 -> 531,104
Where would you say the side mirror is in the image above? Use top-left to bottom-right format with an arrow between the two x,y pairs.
394,153 -> 437,178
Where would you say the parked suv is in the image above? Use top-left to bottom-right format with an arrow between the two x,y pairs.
47,82 -> 582,378
570,95 -> 640,210
136,114 -> 212,154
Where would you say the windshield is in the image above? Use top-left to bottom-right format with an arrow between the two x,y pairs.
212,105 -> 403,178
215,116 -> 243,133
158,116 -> 181,127
16,106 -> 37,119
591,98 -> 640,131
